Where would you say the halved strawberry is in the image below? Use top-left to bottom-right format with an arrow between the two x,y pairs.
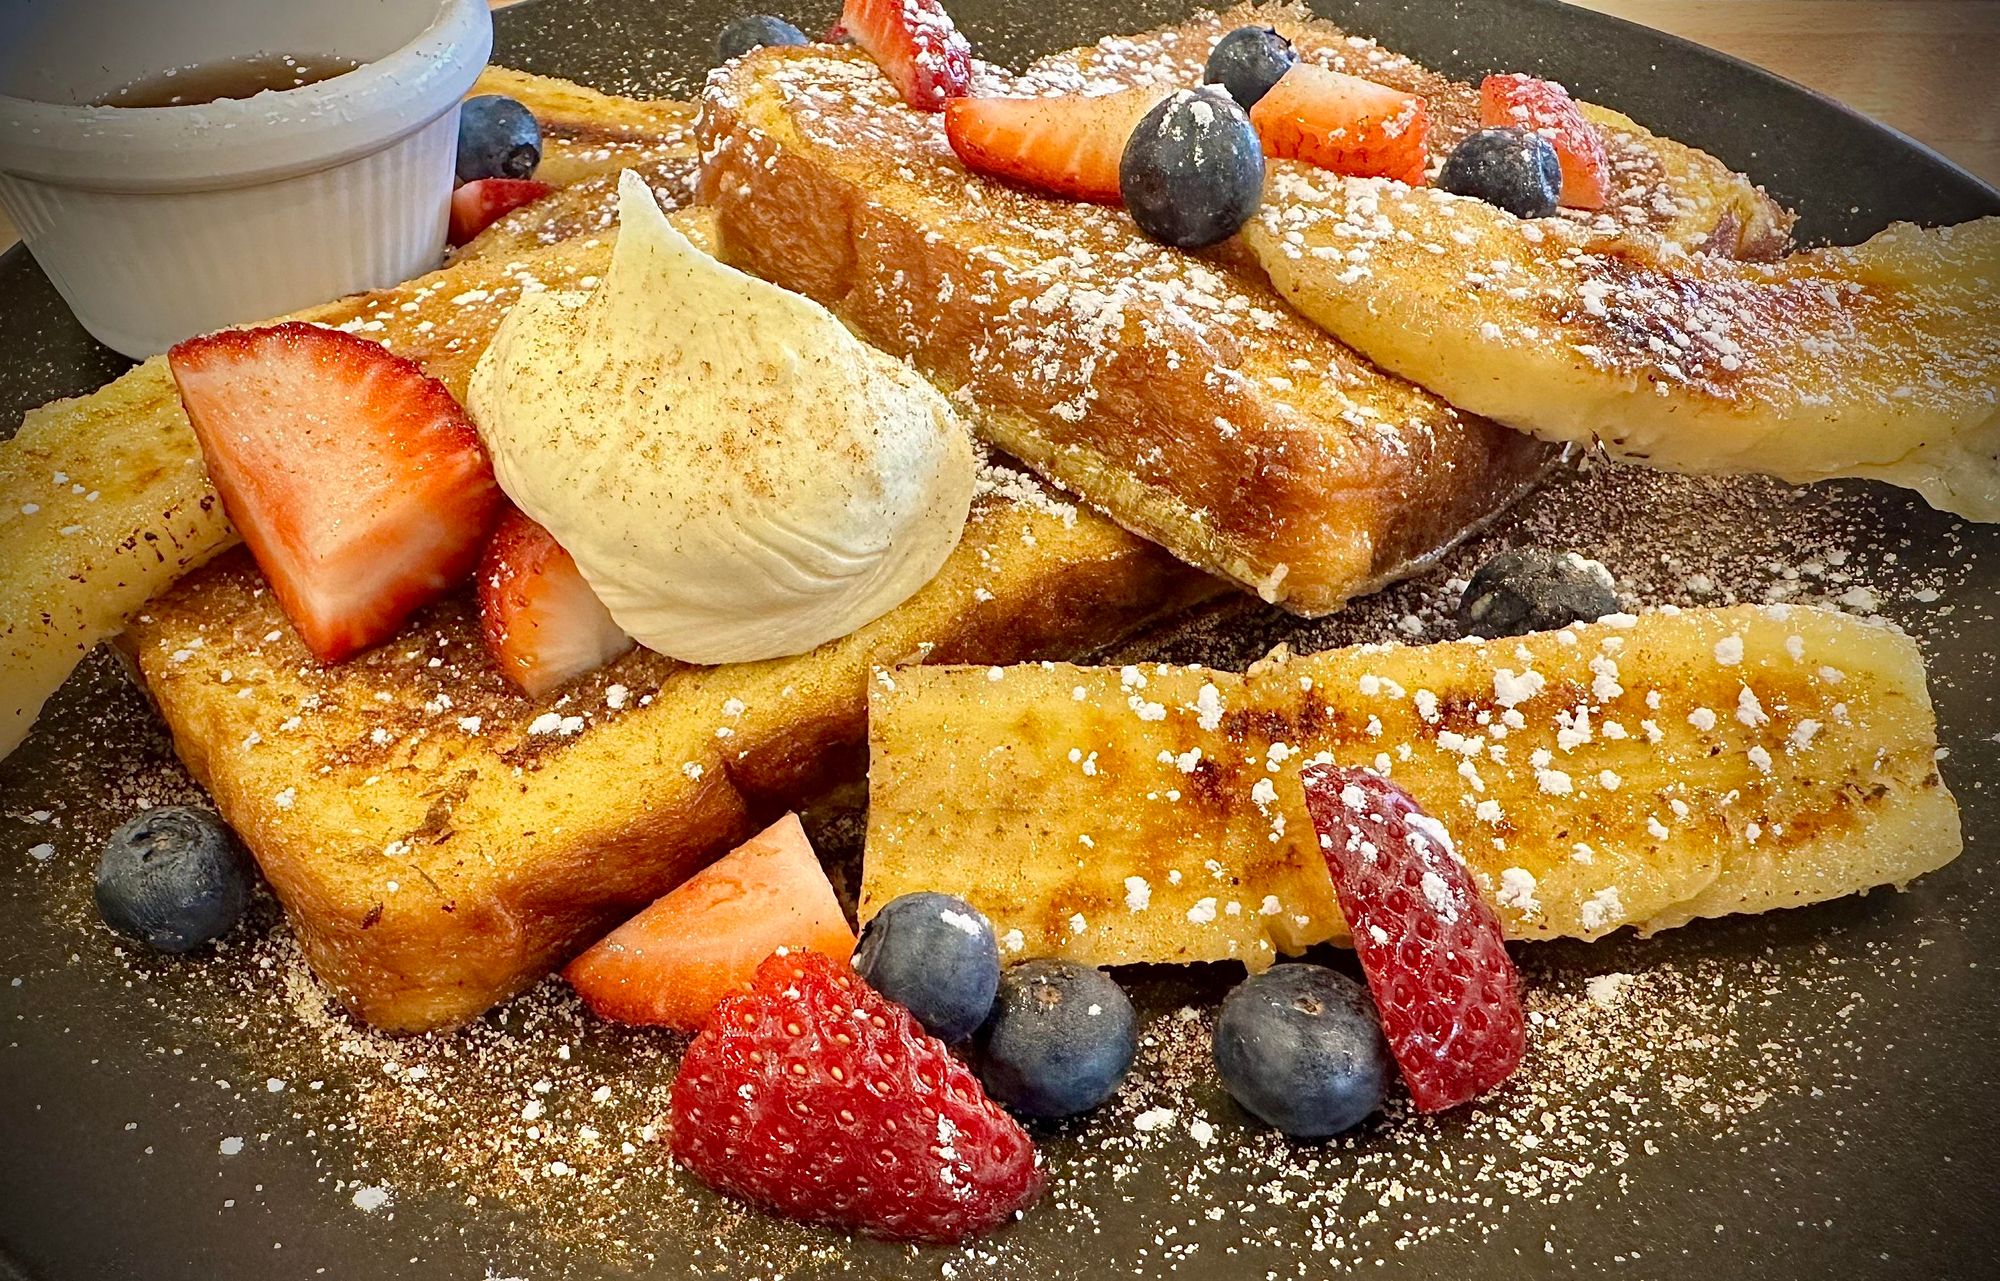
1250,63 -> 1430,185
834,0 -> 971,112
1479,74 -> 1609,210
1300,763 -> 1525,1111
448,177 -> 554,246
945,87 -> 1167,204
477,508 -> 633,697
564,814 -> 856,1030
168,322 -> 502,664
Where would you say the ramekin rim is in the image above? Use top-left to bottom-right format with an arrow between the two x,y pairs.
0,0 -> 491,191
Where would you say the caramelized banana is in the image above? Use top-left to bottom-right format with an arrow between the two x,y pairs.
1243,168 -> 2000,521
861,606 -> 1960,968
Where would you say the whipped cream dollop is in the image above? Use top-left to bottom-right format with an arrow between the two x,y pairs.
467,170 -> 975,665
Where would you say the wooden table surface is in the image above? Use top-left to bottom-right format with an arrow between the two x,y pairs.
2,0 -> 1993,253
1563,0 -> 1999,183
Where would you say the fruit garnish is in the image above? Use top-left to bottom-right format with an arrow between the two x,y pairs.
477,508 -> 633,697
1298,763 -> 1525,1111
94,806 -> 252,955
455,95 -> 542,183
564,814 -> 852,1030
1120,88 -> 1266,249
1250,63 -> 1430,186
1455,548 -> 1619,638
669,950 -> 1041,1242
833,0 -> 971,112
1211,963 -> 1392,1137
448,176 -> 554,246
168,322 -> 502,664
853,891 -> 999,1042
1437,126 -> 1563,219
976,959 -> 1136,1119
945,86 -> 1166,204
1203,24 -> 1298,110
1478,73 -> 1610,210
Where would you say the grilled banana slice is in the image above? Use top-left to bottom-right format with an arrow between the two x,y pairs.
1242,167 -> 2000,522
0,363 -> 234,758
861,606 -> 1960,969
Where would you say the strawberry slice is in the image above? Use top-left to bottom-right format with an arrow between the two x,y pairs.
564,814 -> 855,1031
670,949 -> 1040,1241
945,87 -> 1167,204
476,507 -> 633,697
168,322 -> 502,664
834,0 -> 971,112
1250,63 -> 1430,185
1299,762 -> 1526,1111
1479,74 -> 1610,210
448,177 -> 554,246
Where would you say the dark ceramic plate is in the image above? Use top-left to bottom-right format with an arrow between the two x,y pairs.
2,2 -> 1995,1278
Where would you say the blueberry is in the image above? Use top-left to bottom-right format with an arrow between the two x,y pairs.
1457,548 -> 1620,638
1119,87 -> 1265,251
716,14 -> 808,62
853,891 -> 1000,1043
976,960 -> 1136,1119
94,806 -> 253,954
1437,127 -> 1563,219
1202,25 -> 1297,110
1212,964 -> 1392,1138
456,95 -> 542,183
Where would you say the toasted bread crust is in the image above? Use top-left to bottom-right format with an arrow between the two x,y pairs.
696,7 -> 1796,615
126,200 -> 1216,1031
137,492 -> 1212,1031
700,44 -> 1559,616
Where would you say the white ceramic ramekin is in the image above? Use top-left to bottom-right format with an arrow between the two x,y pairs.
0,0 -> 492,358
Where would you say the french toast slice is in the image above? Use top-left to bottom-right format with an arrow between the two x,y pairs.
0,360 -> 233,760
696,4 -> 1795,617
111,200 -> 1214,1032
698,43 -> 1558,618
1245,170 -> 2000,520
861,605 -> 1960,967
133,473 -> 1208,1033
83,200 -> 1208,1032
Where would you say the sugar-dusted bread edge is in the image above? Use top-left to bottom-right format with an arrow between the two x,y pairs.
136,498 -> 1218,1032
698,46 -> 1560,615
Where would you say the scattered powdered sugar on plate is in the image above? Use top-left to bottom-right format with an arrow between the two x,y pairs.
0,428 -> 1990,1276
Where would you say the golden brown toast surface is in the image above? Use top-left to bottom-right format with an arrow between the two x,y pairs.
700,41 -> 1557,616
101,173 -> 1216,1034
134,480 -> 1209,1032
118,197 -> 1219,1033
862,606 -> 1960,968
